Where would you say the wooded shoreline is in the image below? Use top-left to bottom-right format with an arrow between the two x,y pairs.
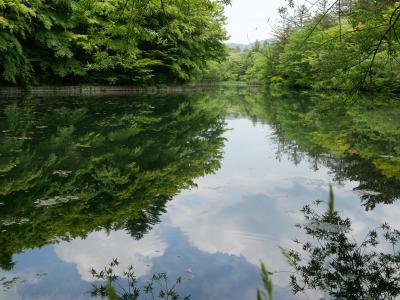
0,82 -> 262,97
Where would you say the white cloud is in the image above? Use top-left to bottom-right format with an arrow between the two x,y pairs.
55,228 -> 166,282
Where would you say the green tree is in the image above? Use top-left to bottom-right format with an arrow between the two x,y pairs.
263,0 -> 400,91
0,0 -> 230,86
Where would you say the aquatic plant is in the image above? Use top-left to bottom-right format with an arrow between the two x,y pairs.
90,259 -> 190,300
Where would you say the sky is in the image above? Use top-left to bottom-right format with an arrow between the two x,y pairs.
224,0 -> 286,44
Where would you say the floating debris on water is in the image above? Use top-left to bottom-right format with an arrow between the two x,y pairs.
75,143 -> 92,149
286,177 -> 343,188
305,220 -> 348,234
379,155 -> 398,159
0,162 -> 17,174
354,189 -> 381,196
1,276 -> 27,290
53,170 -> 72,178
2,218 -> 30,226
288,177 -> 325,187
35,195 -> 79,207
14,136 -> 33,140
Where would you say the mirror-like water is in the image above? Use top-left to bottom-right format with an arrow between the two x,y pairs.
1,88 -> 399,299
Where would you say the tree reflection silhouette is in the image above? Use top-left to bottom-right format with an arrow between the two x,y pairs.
0,93 -> 226,270
267,91 -> 400,210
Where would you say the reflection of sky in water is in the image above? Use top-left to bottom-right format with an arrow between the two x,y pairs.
2,117 -> 399,300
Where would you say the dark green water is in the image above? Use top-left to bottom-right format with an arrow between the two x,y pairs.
0,88 -> 400,299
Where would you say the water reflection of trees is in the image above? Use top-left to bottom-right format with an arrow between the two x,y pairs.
194,89 -> 400,210
282,197 -> 400,299
267,91 -> 400,210
0,93 -> 226,271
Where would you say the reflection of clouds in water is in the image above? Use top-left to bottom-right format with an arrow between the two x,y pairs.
168,183 -> 307,287
352,204 -> 400,253
166,118 -> 400,290
333,186 -> 400,239
165,120 -> 332,286
0,288 -> 19,300
374,205 -> 400,228
55,227 -> 166,282
168,175 -> 400,292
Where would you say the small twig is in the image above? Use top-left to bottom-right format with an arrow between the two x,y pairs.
301,0 -> 339,48
338,0 -> 342,43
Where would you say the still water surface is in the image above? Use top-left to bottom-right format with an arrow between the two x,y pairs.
1,88 -> 400,299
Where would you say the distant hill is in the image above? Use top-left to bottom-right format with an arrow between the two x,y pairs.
226,39 -> 274,51
225,42 -> 252,51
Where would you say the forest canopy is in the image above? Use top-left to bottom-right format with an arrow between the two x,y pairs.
0,0 -> 230,86
2,0 -> 400,91
262,0 -> 400,91
200,0 -> 400,92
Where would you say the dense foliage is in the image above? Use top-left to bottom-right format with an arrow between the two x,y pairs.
263,0 -> 400,91
4,0 -> 399,90
0,0 -> 230,86
199,43 -> 268,83
208,1 -> 400,90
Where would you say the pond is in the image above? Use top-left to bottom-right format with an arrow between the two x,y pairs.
1,88 -> 400,299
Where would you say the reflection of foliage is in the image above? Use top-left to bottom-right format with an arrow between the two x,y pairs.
0,276 -> 27,291
90,259 -> 189,300
0,93 -> 226,270
198,89 -> 400,211
283,192 -> 400,299
267,91 -> 400,210
0,273 -> 47,291
213,89 -> 400,211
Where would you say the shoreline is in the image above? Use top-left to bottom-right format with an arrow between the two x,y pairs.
0,82 -> 261,97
